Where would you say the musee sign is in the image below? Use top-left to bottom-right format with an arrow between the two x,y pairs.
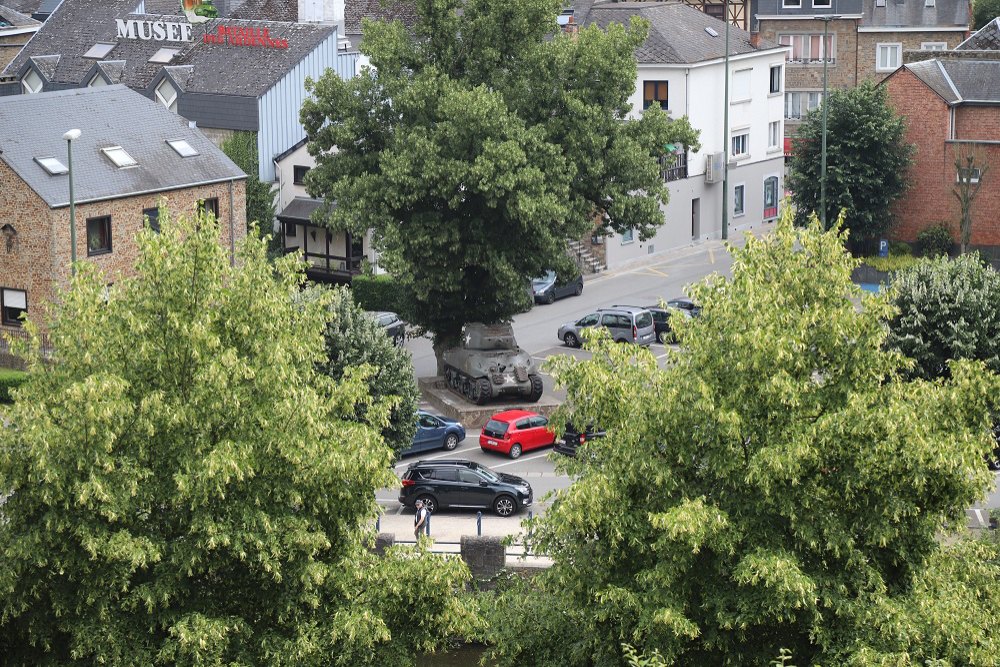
115,19 -> 193,42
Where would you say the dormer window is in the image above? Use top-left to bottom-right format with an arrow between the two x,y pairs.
101,146 -> 138,169
89,73 -> 108,87
155,78 -> 178,112
83,43 -> 116,59
22,69 -> 42,94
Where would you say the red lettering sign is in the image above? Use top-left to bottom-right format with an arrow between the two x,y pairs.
201,25 -> 289,49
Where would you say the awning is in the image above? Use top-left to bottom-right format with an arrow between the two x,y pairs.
783,137 -> 794,156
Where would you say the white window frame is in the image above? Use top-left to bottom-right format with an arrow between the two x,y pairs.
778,33 -> 836,64
876,43 -> 902,72
921,42 -> 947,51
768,121 -> 781,151
731,131 -> 750,159
769,65 -> 782,94
784,91 -> 823,120
733,183 -> 746,217
957,167 -> 982,183
732,68 -> 752,103
155,78 -> 178,112
21,69 -> 42,94
2,287 -> 28,327
621,228 -> 635,244
813,0 -> 832,6
782,0 -> 802,7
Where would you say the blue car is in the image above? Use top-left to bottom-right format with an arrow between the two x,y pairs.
400,411 -> 466,456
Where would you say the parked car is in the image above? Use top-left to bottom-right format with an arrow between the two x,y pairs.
367,311 -> 406,347
613,304 -> 689,344
480,409 -> 556,459
399,459 -> 533,516
666,297 -> 701,317
399,411 -> 466,457
553,422 -> 607,457
532,270 -> 584,304
557,306 -> 656,348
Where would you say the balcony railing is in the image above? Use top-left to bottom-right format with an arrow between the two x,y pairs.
661,152 -> 688,182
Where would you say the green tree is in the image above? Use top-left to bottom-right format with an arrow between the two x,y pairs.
312,284 -> 419,453
886,253 -> 1000,380
788,80 -> 913,246
0,208 -> 476,666
483,211 -> 999,665
220,130 -> 277,249
301,0 -> 699,367
973,0 -> 1000,28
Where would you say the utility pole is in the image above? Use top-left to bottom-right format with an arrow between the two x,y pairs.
721,0 -> 730,240
817,15 -> 840,229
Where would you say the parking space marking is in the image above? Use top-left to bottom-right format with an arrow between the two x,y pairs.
973,508 -> 986,527
709,247 -> 715,264
393,444 -> 483,471
488,452 -> 552,469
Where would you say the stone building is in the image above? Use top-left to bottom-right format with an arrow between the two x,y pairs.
0,5 -> 40,72
0,85 -> 246,339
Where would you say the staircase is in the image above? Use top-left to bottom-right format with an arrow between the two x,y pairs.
567,239 -> 606,275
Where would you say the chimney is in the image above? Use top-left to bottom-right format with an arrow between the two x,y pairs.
750,32 -> 761,47
564,15 -> 579,35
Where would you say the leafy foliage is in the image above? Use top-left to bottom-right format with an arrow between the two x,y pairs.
483,210 -> 999,665
351,273 -> 409,313
313,284 -> 419,453
301,0 -> 700,354
973,0 -> 1000,28
219,130 -> 278,251
788,80 -> 913,242
916,222 -> 954,258
0,208 -> 476,665
0,368 -> 27,404
862,253 -> 919,273
886,253 -> 1000,380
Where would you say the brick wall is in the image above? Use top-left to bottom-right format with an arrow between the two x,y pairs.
0,171 -> 247,339
886,67 -> 1000,247
955,106 -> 1000,141
857,31 -> 967,83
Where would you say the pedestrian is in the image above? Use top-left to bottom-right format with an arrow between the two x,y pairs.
414,499 -> 428,540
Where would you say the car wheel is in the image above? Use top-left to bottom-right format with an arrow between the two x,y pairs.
545,291 -> 555,304
527,374 -> 543,402
494,495 -> 517,517
443,433 -> 459,451
564,332 -> 579,348
393,332 -> 404,347
481,446 -> 490,454
575,282 -> 583,297
416,494 -> 437,513
509,444 -> 522,459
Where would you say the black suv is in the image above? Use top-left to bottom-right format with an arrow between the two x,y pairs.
399,460 -> 533,517
553,423 -> 607,457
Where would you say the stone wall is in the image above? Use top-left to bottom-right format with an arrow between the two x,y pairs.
856,30 -> 967,83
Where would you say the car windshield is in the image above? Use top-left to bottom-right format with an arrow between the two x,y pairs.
531,271 -> 556,287
635,312 -> 653,328
476,466 -> 501,482
483,420 -> 509,438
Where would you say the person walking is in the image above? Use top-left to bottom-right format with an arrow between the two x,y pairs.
414,499 -> 428,540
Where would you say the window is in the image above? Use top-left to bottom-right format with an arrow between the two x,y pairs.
101,146 -> 138,168
768,121 -> 781,150
459,470 -> 482,484
22,69 -> 42,94
763,176 -> 779,219
876,0 -> 886,5
88,73 -> 108,87
198,198 -> 220,219
733,184 -> 745,217
293,165 -> 311,185
1,288 -> 27,326
83,42 -> 115,59
813,0 -> 831,6
155,78 -> 178,112
782,0 -> 801,6
705,3 -> 725,19
925,0 -> 935,6
778,34 -> 835,63
143,207 -> 160,232
621,228 -> 634,244
642,80 -> 668,110
732,69 -> 752,102
35,156 -> 68,175
921,42 -> 948,50
576,313 -> 599,327
166,139 -> 198,157
784,91 -> 823,119
957,167 -> 982,183
769,65 -> 782,94
876,43 -> 902,72
285,221 -> 297,238
731,132 -> 749,158
86,216 -> 112,256
148,47 -> 180,64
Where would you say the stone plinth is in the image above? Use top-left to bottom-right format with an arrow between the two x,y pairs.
373,533 -> 395,556
460,535 -> 505,579
418,376 -> 561,429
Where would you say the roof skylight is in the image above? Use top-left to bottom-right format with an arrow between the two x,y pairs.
166,139 -> 199,157
35,156 -> 68,175
149,47 -> 181,64
83,43 -> 115,59
101,146 -> 138,168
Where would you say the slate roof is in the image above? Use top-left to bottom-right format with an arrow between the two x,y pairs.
904,57 -> 1000,104
576,1 -> 779,64
860,0 -> 968,29
230,0 -> 297,22
956,17 -> 1000,50
96,59 -> 126,83
344,0 -> 419,36
0,4 -> 41,27
0,85 -> 245,208
3,0 -> 336,97
276,196 -> 324,221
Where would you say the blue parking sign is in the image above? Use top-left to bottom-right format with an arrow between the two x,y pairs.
878,239 -> 889,257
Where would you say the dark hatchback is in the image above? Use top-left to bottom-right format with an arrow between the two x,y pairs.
553,423 -> 607,457
532,271 -> 584,304
368,311 -> 406,347
399,460 -> 533,517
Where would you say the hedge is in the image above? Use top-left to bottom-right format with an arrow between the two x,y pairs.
0,369 -> 27,404
350,274 -> 406,313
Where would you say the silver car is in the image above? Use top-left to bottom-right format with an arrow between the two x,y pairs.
557,306 -> 656,348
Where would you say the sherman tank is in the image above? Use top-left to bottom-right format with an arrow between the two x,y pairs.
442,323 -> 543,405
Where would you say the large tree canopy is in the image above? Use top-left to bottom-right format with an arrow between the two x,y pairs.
788,80 -> 912,244
0,209 -> 476,666
301,0 -> 699,353
482,212 -> 1000,666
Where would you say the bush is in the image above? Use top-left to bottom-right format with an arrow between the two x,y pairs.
888,240 -> 912,257
916,223 -> 954,258
0,369 -> 27,404
350,274 -> 406,313
863,254 -> 920,273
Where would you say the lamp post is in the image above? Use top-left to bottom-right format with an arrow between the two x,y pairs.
721,0 -> 730,240
63,128 -> 81,276
815,15 -> 840,229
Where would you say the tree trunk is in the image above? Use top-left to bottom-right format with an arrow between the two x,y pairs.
432,330 -> 462,377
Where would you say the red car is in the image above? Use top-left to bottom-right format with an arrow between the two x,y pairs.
479,410 -> 555,459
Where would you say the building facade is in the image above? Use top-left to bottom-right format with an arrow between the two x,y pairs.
0,86 -> 246,340
0,5 -> 40,72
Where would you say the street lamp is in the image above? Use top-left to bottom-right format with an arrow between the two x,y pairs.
63,128 -> 81,276
721,0 -> 730,240
815,15 -> 840,229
